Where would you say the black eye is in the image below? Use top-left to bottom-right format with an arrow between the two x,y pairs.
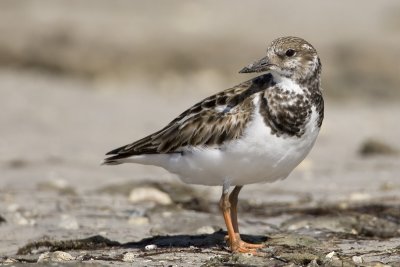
285,49 -> 296,57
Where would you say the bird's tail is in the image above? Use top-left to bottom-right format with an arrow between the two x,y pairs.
101,155 -> 125,165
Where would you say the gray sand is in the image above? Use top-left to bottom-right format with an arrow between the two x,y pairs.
1,1 -> 400,265
1,70 -> 399,266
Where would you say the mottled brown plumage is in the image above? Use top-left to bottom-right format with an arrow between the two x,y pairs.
105,37 -> 324,163
103,36 -> 324,254
105,74 -> 275,161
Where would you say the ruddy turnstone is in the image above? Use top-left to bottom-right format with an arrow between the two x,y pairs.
103,36 -> 324,253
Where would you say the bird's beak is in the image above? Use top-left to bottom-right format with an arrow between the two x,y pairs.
239,56 -> 272,73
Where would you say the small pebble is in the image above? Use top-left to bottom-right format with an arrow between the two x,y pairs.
145,244 -> 158,251
325,251 -> 336,259
37,252 -> 50,262
352,255 -> 363,264
3,258 -> 18,263
38,251 -> 75,262
349,192 -> 370,202
14,212 -> 35,226
128,216 -> 149,225
196,225 -> 216,235
129,187 -> 172,205
51,251 -> 75,262
122,252 -> 136,262
309,259 -> 320,267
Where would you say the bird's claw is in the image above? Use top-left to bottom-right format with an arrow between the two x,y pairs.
225,234 -> 265,253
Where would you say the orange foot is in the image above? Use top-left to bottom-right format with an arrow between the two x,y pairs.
230,240 -> 264,254
225,234 -> 265,253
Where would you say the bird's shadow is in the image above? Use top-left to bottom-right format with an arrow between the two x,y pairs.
121,229 -> 268,249
16,231 -> 268,255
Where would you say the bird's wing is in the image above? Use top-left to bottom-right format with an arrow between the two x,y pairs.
104,73 -> 274,161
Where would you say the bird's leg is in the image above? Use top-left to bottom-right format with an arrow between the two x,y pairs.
229,185 -> 242,234
227,186 -> 265,249
220,185 -> 261,253
219,185 -> 238,250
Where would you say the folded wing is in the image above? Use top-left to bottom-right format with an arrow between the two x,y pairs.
104,73 -> 274,162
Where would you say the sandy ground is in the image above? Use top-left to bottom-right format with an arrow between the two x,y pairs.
1,1 -> 400,265
0,69 -> 400,266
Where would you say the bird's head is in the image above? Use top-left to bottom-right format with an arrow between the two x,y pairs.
240,36 -> 321,83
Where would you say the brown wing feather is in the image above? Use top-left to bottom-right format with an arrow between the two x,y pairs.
105,74 -> 274,160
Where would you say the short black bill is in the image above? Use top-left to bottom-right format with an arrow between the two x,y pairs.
239,56 -> 270,73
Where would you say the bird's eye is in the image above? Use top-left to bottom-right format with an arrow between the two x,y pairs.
285,49 -> 296,57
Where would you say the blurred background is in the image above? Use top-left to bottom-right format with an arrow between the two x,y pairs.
1,0 -> 400,259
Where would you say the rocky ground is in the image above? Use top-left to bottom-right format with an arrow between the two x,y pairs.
1,1 -> 400,265
1,70 -> 400,266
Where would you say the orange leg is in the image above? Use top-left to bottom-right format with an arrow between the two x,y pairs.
220,185 -> 264,253
229,186 -> 265,249
229,186 -> 242,234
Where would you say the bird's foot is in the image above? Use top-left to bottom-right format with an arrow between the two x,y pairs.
225,234 -> 265,253
230,240 -> 264,254
238,240 -> 265,249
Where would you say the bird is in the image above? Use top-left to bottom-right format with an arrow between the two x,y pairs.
102,36 -> 324,253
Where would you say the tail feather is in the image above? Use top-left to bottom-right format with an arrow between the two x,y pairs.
105,145 -> 128,156
101,154 -> 127,165
103,143 -> 136,165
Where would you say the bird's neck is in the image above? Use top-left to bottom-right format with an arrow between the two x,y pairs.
296,57 -> 322,97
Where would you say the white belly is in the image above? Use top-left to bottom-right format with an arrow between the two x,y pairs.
130,97 -> 321,187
